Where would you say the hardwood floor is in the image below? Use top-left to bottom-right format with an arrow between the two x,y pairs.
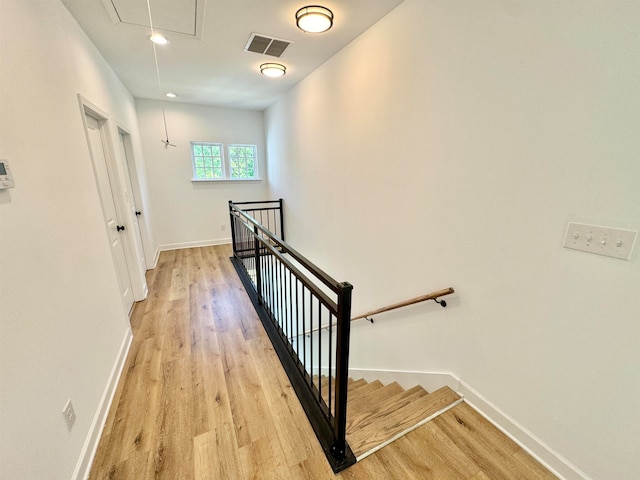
89,245 -> 557,479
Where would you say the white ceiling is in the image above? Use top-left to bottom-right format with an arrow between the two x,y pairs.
61,0 -> 404,110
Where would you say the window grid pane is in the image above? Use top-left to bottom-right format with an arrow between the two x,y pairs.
191,142 -> 224,180
228,145 -> 257,179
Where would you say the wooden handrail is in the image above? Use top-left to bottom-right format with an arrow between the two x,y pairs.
351,287 -> 454,321
291,287 -> 455,339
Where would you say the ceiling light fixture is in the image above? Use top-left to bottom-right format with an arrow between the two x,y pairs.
149,33 -> 168,45
165,92 -> 177,98
295,5 -> 334,33
260,63 -> 286,77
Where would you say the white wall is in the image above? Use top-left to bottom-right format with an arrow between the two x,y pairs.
136,99 -> 269,253
265,1 -> 640,479
0,1 -> 151,478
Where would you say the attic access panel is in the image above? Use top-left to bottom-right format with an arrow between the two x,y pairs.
102,0 -> 204,37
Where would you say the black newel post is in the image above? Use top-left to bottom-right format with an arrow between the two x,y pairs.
331,281 -> 353,460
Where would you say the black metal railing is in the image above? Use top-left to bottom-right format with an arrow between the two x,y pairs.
229,200 -> 356,472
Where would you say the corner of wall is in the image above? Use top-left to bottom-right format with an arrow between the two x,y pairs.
152,246 -> 161,269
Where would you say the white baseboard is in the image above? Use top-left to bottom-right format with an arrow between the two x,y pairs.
71,328 -> 133,480
157,238 -> 231,254
348,367 -> 590,480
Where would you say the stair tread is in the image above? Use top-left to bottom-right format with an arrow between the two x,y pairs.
347,381 -> 404,417
346,378 -> 369,397
318,376 -> 367,404
347,385 -> 462,458
348,378 -> 368,390
348,380 -> 384,404
347,385 -> 428,433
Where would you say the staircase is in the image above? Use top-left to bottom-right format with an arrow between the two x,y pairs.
318,377 -> 463,460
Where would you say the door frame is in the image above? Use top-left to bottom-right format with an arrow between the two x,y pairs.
78,95 -> 148,304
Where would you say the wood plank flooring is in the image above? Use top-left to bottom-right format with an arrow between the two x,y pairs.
89,244 -> 557,479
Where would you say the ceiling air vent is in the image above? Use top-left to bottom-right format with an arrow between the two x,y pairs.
244,33 -> 292,58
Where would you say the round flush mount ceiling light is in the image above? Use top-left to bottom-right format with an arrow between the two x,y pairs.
296,5 -> 334,33
149,33 -> 169,45
165,92 -> 177,98
260,63 -> 286,77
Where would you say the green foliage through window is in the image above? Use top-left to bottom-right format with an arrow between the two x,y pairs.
228,145 -> 257,179
191,142 -> 223,180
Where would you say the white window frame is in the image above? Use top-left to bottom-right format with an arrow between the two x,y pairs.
227,144 -> 259,181
190,142 -> 225,181
190,142 -> 260,182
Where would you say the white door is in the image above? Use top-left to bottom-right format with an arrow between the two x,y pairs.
85,114 -> 135,314
118,130 -> 147,272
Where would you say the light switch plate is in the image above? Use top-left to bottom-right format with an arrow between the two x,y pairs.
563,222 -> 637,260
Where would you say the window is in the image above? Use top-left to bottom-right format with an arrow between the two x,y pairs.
191,142 -> 224,180
228,144 -> 258,180
191,142 -> 259,181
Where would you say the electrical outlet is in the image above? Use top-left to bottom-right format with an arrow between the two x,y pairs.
220,223 -> 226,231
62,399 -> 76,430
563,222 -> 637,260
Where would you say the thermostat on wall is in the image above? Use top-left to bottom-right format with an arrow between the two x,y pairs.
0,160 -> 15,189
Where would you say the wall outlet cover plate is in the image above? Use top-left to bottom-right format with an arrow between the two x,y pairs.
62,399 -> 76,430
